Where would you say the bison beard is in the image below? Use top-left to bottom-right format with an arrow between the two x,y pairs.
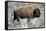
13,8 -> 41,23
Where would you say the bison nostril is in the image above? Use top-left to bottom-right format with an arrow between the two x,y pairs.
33,8 -> 41,18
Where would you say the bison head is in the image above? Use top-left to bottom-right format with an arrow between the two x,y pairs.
33,8 -> 41,18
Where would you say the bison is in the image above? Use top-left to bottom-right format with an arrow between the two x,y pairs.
13,5 -> 41,22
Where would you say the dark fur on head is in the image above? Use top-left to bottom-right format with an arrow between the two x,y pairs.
33,8 -> 41,18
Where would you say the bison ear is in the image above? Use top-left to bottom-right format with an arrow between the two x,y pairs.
33,8 -> 41,18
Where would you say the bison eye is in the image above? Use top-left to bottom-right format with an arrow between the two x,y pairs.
33,8 -> 41,18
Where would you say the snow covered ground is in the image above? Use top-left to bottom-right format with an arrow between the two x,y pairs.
8,2 -> 45,29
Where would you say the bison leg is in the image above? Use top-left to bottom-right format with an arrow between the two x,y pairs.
28,18 -> 31,22
27,16 -> 30,22
17,16 -> 20,22
13,10 -> 20,23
